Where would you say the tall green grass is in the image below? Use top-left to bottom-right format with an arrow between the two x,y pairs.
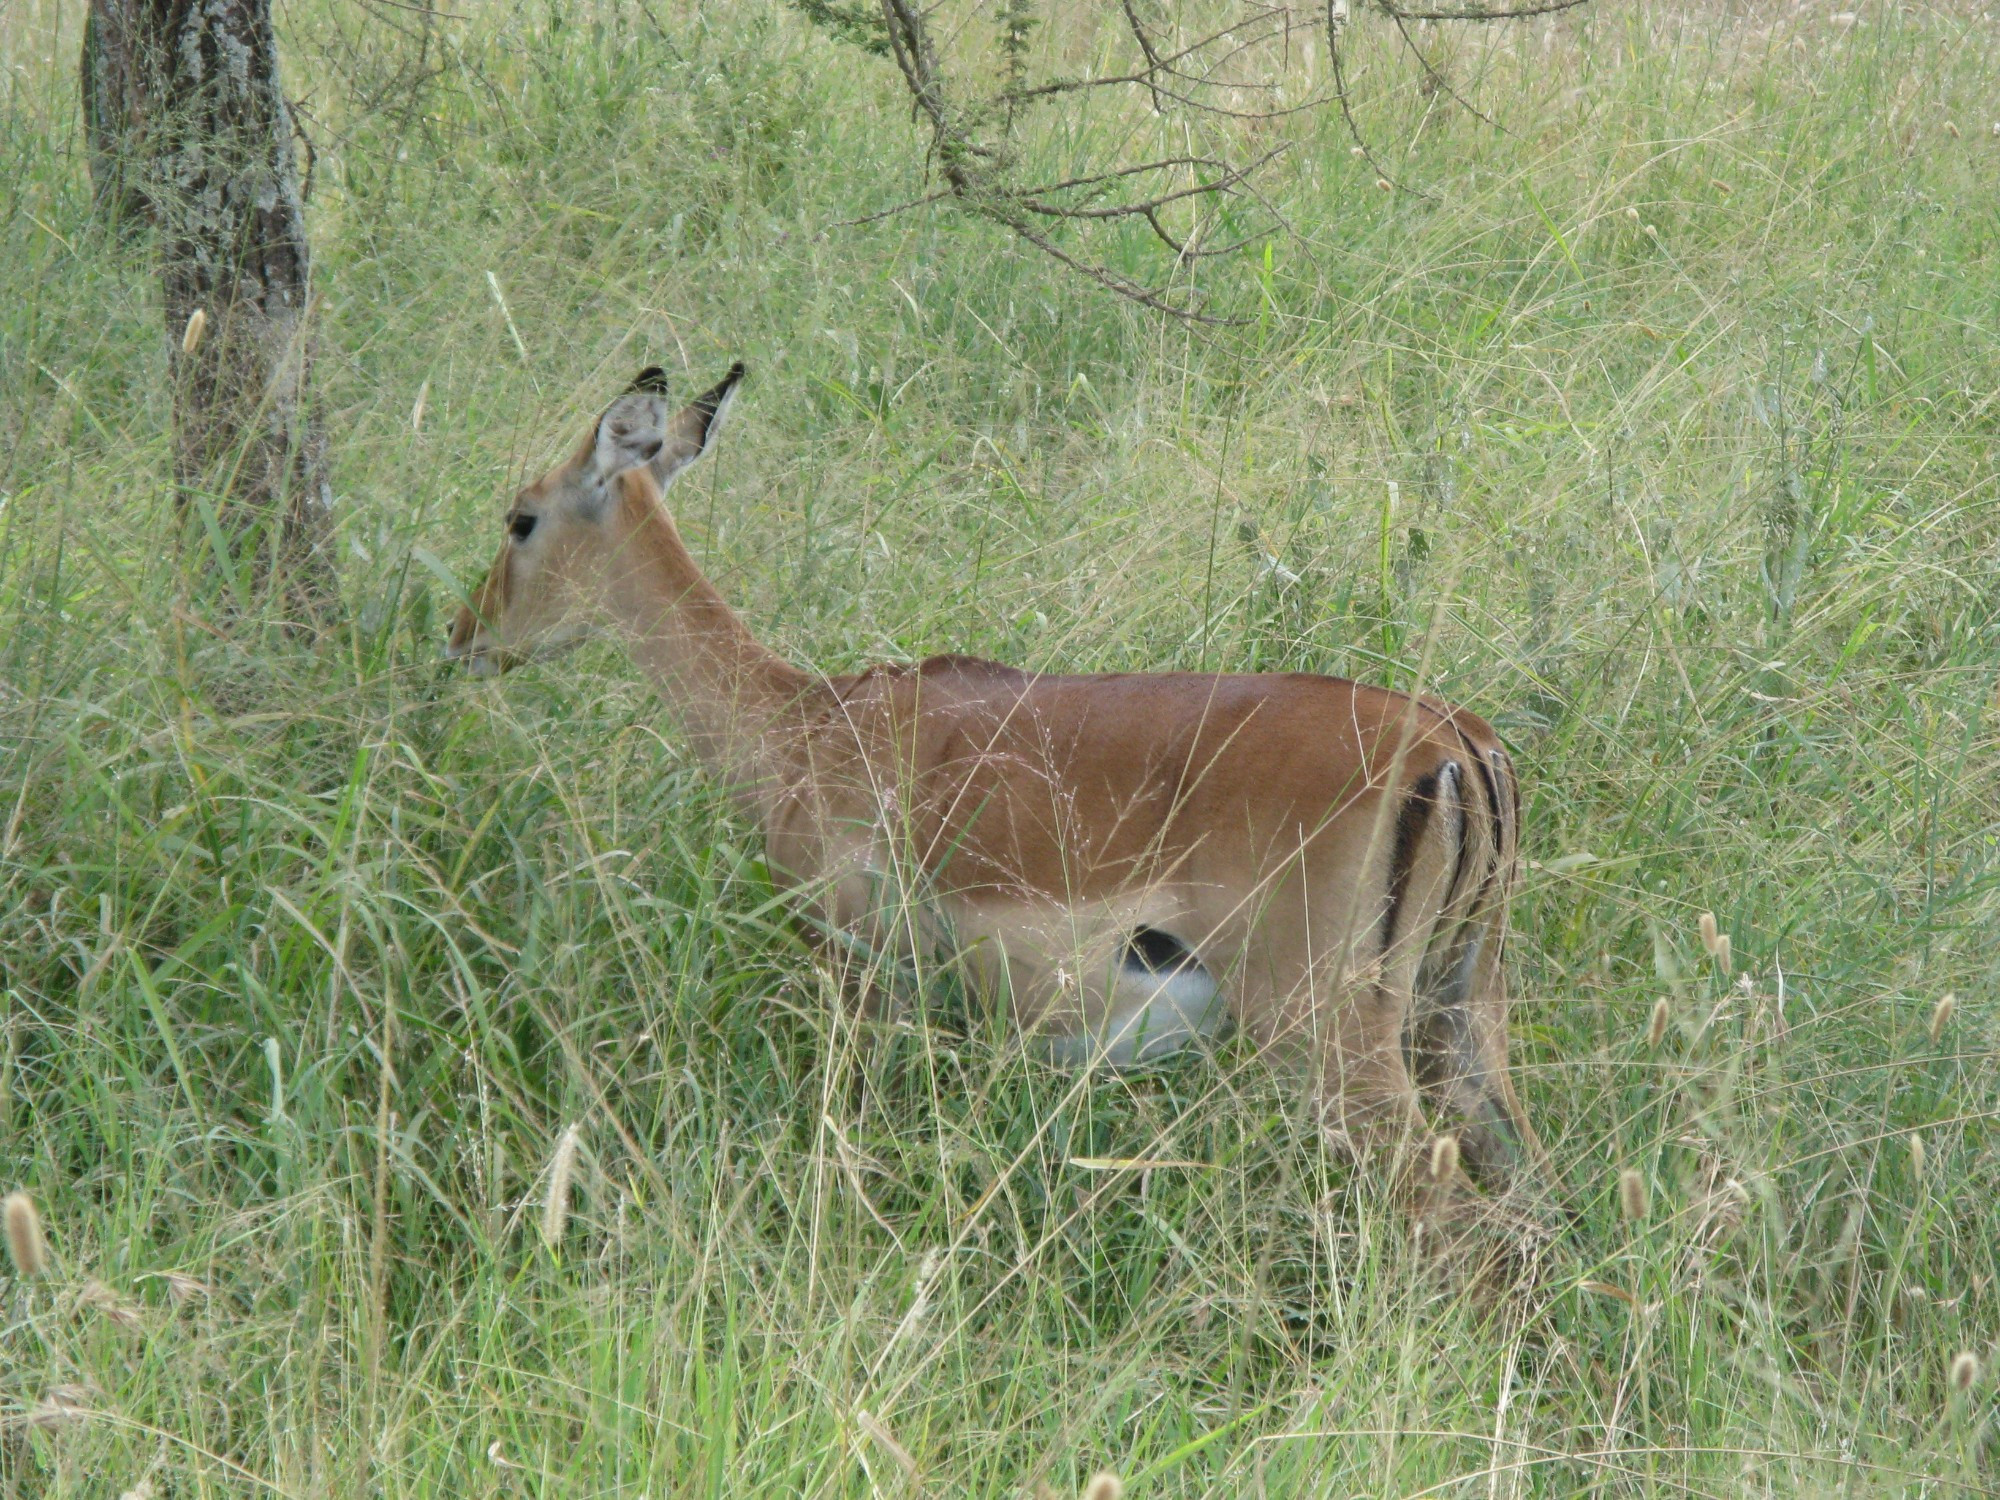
2,1 -> 1997,1493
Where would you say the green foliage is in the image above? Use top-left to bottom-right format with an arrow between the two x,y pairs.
997,0 -> 1038,101
789,0 -> 890,56
2,0 -> 1998,1495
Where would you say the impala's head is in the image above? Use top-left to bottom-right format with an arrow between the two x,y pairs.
446,362 -> 745,675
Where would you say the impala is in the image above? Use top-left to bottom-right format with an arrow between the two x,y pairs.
448,364 -> 1551,1217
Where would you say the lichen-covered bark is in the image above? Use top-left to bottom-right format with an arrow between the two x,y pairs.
113,0 -> 337,625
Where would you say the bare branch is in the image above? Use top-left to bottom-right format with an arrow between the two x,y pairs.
1119,0 -> 1167,112
795,0 -> 1584,316
1007,155 -> 1247,197
1326,7 -> 1405,192
1012,148 -> 1288,222
829,187 -> 952,229
1383,0 -> 1589,19
1004,217 -> 1246,324
1001,13 -> 1313,106
1389,11 -> 1501,131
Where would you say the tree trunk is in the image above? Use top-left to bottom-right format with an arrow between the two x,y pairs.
90,0 -> 337,626
81,1 -> 153,226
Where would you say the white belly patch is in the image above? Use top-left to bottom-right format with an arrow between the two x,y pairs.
1039,949 -> 1226,1069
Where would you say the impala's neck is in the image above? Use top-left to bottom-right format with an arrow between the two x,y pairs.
602,482 -> 816,818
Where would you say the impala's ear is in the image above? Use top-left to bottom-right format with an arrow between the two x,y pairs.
628,365 -> 672,397
592,389 -> 670,482
647,361 -> 745,491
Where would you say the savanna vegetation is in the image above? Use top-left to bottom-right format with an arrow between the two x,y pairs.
2,1 -> 1998,1494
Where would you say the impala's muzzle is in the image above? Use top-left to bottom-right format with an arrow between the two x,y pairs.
445,605 -> 588,676
445,601 -> 517,677
445,636 -> 515,677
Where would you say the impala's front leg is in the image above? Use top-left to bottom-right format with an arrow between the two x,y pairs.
793,843 -> 919,1020
766,795 -> 901,1017
819,832 -> 956,1021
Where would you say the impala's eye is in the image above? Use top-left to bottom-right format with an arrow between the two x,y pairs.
508,512 -> 537,542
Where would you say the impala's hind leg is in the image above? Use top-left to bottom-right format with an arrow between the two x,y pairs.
1311,971 -> 1429,1167
1412,930 -> 1551,1203
1304,959 -> 1514,1245
1283,782 -> 1474,1205
1241,924 -> 1433,1194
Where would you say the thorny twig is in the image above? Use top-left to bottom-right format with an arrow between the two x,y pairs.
1326,3 -> 1406,193
1384,0 -> 1590,20
1119,0 -> 1168,113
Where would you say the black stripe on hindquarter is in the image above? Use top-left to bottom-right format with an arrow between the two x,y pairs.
1488,752 -> 1512,868
1490,744 -> 1521,950
1426,728 -> 1506,973
1467,742 -> 1504,880
1493,747 -> 1520,864
1380,769 -> 1441,959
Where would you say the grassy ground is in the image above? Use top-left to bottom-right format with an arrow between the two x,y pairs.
3,0 -> 1999,1494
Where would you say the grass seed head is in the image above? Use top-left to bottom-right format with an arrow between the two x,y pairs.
1084,1474 -> 1124,1500
1714,933 -> 1732,975
542,1124 -> 580,1249
1908,1131 -> 1926,1184
1698,911 -> 1720,955
157,1270 -> 209,1302
5,1191 -> 48,1277
1950,1350 -> 1980,1393
1929,992 -> 1955,1046
28,1385 -> 93,1428
1428,1134 -> 1460,1182
1618,1168 -> 1649,1223
83,1277 -> 144,1329
1648,996 -> 1671,1048
180,307 -> 207,355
